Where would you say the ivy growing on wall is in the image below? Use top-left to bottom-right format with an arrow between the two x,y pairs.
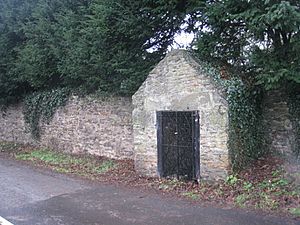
192,53 -> 266,171
226,81 -> 265,171
287,84 -> 300,157
23,88 -> 70,139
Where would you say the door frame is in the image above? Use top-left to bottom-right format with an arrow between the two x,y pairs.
156,110 -> 200,180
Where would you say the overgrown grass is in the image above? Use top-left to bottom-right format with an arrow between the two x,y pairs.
14,149 -> 117,176
223,173 -> 299,212
181,191 -> 199,200
93,160 -> 115,173
16,150 -> 84,165
0,142 -> 24,152
157,171 -> 300,217
235,194 -> 248,208
289,208 -> 300,217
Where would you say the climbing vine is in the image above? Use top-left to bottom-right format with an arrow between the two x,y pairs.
226,81 -> 265,171
23,88 -> 70,139
191,53 -> 266,171
287,84 -> 300,157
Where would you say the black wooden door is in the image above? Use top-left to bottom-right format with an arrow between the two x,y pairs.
157,111 -> 199,180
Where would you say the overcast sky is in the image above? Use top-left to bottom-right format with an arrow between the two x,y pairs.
170,31 -> 195,50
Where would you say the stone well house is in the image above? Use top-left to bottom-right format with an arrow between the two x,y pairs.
132,50 -> 229,180
1,49 -> 295,181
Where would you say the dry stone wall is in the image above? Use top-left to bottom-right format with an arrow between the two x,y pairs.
262,90 -> 296,158
0,104 -> 33,144
1,50 -> 296,182
0,96 -> 134,159
262,90 -> 300,188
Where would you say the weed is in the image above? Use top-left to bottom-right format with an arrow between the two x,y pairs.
290,191 -> 300,196
15,148 -> 117,175
226,174 -> 239,186
198,186 -> 207,194
256,193 -> 279,210
16,149 -> 84,165
273,190 -> 287,196
289,208 -> 300,217
243,182 -> 253,191
271,169 -> 282,177
182,192 -> 199,200
15,153 -> 33,161
235,194 -> 248,207
93,160 -> 115,173
0,142 -> 22,152
158,184 -> 170,190
215,188 -> 224,197
55,168 -> 71,173
272,178 -> 289,187
258,180 -> 270,189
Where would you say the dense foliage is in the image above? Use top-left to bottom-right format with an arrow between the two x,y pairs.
195,55 -> 265,170
0,0 -> 38,107
2,0 -> 299,100
23,88 -> 70,139
194,0 -> 300,90
193,0 -> 300,162
0,0 -> 196,106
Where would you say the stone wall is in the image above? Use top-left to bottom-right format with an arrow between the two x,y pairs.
1,51 -> 298,181
262,90 -> 295,158
132,50 -> 229,180
0,96 -> 134,159
262,89 -> 300,188
0,104 -> 33,144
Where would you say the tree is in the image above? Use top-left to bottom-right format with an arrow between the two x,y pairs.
59,0 -> 196,95
12,0 -> 90,91
2,0 -> 197,99
0,0 -> 40,106
193,0 -> 300,89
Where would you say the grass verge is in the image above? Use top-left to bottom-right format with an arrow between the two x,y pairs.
10,147 -> 116,177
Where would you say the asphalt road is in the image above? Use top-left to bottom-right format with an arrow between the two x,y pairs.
0,157 -> 299,225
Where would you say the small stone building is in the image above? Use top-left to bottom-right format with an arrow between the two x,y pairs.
132,50 -> 229,180
0,48 -> 296,181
